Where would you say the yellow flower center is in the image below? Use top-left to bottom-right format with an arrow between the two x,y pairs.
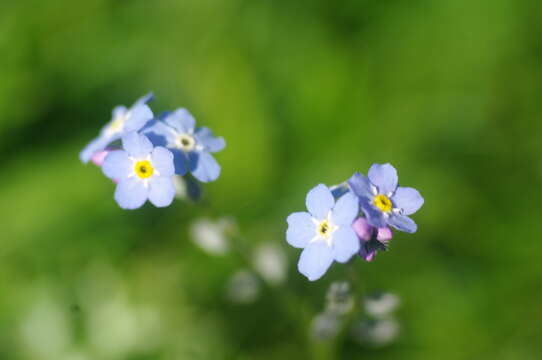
134,160 -> 154,179
373,194 -> 393,212
318,220 -> 331,238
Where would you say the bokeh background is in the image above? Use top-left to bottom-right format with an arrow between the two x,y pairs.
2,0 -> 542,359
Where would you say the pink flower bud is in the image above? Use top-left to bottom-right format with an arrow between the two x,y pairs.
376,227 -> 393,244
352,217 -> 373,241
90,150 -> 110,167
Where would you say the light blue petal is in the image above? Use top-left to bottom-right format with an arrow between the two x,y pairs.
102,150 -> 132,180
368,163 -> 398,195
80,135 -> 112,163
331,192 -> 359,226
114,178 -> 148,210
360,201 -> 387,228
122,132 -> 153,158
148,177 -> 175,207
195,127 -> 225,152
305,184 -> 334,219
387,214 -> 417,233
190,151 -> 221,183
164,108 -> 196,133
392,186 -> 424,215
112,106 -> 127,119
331,226 -> 360,263
151,147 -> 175,177
297,241 -> 334,281
286,212 -> 315,248
348,173 -> 373,199
124,103 -> 154,132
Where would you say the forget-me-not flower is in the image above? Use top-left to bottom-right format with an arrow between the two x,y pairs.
102,132 -> 175,209
80,93 -> 154,163
348,163 -> 424,233
143,109 -> 225,183
286,184 -> 360,281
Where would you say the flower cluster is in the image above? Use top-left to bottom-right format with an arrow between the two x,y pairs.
286,163 -> 423,281
80,93 -> 225,209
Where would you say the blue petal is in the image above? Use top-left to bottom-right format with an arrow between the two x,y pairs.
124,103 -> 153,132
151,147 -> 175,177
305,184 -> 334,219
122,132 -> 153,158
164,109 -> 196,133
348,173 -> 373,199
142,120 -> 173,147
330,183 -> 349,199
392,186 -> 424,215
148,177 -> 175,207
80,134 -> 113,163
297,241 -> 334,281
368,163 -> 398,195
195,127 -> 225,152
171,149 -> 188,175
387,214 -> 417,233
156,111 -> 172,121
190,151 -> 221,183
184,175 -> 202,201
114,178 -> 148,210
331,226 -> 360,263
331,192 -> 359,226
286,212 -> 315,248
102,150 -> 132,180
360,201 -> 387,228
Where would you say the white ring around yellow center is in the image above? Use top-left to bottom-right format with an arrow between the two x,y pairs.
175,133 -> 196,151
312,213 -> 338,247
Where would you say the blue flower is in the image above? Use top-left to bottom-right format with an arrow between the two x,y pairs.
348,163 -> 424,233
143,109 -> 225,183
80,93 -> 154,163
286,184 -> 360,281
102,132 -> 176,209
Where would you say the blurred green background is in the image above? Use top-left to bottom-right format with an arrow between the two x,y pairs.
2,0 -> 542,359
